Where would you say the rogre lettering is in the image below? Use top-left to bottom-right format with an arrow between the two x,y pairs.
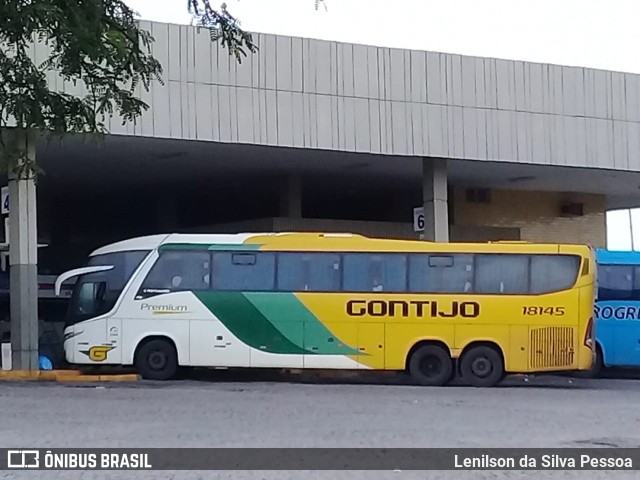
595,305 -> 640,320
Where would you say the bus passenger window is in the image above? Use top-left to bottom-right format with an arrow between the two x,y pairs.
633,267 -> 640,300
212,252 -> 276,291
419,254 -> 474,293
530,255 -> 581,294
140,251 -> 211,295
277,253 -> 340,292
343,254 -> 407,292
475,254 -> 528,294
597,264 -> 633,300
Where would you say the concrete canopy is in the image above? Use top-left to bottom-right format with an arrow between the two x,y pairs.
33,134 -> 640,211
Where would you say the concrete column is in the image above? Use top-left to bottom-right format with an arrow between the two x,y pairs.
422,158 -> 449,242
5,129 -> 39,370
280,174 -> 302,218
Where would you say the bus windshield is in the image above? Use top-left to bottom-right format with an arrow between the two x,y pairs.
65,250 -> 150,326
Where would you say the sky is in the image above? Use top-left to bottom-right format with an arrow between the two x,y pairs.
125,0 -> 640,250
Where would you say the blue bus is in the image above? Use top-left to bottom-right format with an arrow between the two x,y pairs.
594,249 -> 640,374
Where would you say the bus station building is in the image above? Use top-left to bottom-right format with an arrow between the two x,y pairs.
3,20 -> 640,292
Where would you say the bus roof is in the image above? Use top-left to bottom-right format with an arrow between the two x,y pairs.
595,249 -> 640,265
90,233 -> 593,257
90,233 -> 268,256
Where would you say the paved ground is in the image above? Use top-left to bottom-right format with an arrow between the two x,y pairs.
1,370 -> 640,479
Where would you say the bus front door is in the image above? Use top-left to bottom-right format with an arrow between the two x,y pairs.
106,317 -> 122,364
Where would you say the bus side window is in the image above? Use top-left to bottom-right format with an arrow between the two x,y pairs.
529,255 -> 581,294
343,253 -> 407,292
475,254 -> 528,294
408,254 -> 473,293
212,252 -> 276,291
425,254 -> 474,293
408,255 -> 429,292
277,253 -> 340,292
595,264 -> 633,300
140,251 -> 211,294
633,267 -> 640,300
76,281 -> 106,315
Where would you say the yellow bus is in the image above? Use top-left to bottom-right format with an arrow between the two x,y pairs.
55,233 -> 596,387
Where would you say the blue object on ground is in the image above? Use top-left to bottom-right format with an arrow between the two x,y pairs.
39,355 -> 53,370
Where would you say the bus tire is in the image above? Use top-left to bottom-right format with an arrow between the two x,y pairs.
581,345 -> 604,378
408,345 -> 453,386
592,346 -> 604,377
460,346 -> 504,387
135,339 -> 178,381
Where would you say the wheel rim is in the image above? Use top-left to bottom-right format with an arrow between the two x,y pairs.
419,355 -> 443,378
148,351 -> 167,371
470,356 -> 493,378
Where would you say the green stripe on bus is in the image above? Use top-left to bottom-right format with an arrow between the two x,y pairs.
244,293 -> 360,356
194,291 -> 308,355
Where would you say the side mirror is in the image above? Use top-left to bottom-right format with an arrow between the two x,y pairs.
54,265 -> 114,296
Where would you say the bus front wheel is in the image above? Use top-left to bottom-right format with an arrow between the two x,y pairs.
135,339 -> 178,381
408,345 -> 453,386
460,346 -> 504,387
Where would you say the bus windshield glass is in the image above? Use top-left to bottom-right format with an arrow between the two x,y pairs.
65,250 -> 150,326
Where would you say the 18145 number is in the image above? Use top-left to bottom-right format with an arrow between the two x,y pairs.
522,306 -> 565,316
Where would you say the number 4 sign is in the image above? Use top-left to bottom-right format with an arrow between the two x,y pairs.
1,186 -> 8,215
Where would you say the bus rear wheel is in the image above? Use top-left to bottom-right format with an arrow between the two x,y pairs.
135,339 -> 178,381
580,345 -> 604,378
460,346 -> 504,387
591,346 -> 604,377
409,345 -> 453,386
